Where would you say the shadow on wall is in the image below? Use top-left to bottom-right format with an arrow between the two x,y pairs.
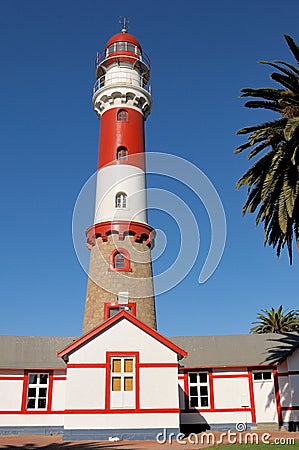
0,441 -> 141,450
263,333 -> 299,365
263,333 -> 299,432
179,385 -> 211,436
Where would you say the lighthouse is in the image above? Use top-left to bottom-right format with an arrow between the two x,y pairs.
83,25 -> 157,334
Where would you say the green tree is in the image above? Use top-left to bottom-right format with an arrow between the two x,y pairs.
235,35 -> 299,263
250,305 -> 299,333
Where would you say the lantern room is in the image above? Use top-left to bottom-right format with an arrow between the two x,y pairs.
95,30 -> 150,90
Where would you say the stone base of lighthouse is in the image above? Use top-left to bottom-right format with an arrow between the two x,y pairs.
83,233 -> 156,334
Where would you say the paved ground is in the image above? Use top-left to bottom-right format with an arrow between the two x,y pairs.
0,432 -> 298,449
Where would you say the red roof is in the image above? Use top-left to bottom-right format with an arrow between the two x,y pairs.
57,310 -> 187,358
106,32 -> 141,49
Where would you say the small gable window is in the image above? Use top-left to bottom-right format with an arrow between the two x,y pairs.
117,109 -> 128,121
253,371 -> 272,381
117,147 -> 128,160
115,192 -> 127,208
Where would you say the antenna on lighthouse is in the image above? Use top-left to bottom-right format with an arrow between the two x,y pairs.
119,16 -> 129,33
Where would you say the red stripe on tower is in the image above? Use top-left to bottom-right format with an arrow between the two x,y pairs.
82,27 -> 156,334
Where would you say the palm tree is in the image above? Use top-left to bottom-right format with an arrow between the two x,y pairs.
235,35 -> 299,263
250,305 -> 299,333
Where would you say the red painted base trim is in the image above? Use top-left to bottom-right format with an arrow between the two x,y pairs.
281,406 -> 299,411
212,374 -> 249,379
0,376 -> 24,380
67,364 -> 106,369
0,408 -> 179,415
278,371 -> 299,377
64,408 -> 180,415
182,408 -> 254,414
139,363 -> 178,368
86,221 -> 155,249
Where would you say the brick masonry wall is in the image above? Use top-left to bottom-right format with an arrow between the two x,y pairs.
82,235 -> 156,334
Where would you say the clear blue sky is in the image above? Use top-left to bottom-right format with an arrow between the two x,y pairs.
1,0 -> 298,337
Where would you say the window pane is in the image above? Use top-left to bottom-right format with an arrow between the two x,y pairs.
116,42 -> 126,51
116,193 -> 127,208
263,372 -> 272,380
189,373 -> 197,384
112,359 -> 121,373
112,377 -> 121,391
253,372 -> 262,380
39,388 -> 47,397
200,386 -> 208,396
28,388 -> 36,397
39,374 -> 48,384
29,374 -> 37,384
199,373 -> 207,383
190,397 -> 198,408
115,253 -> 125,268
109,308 -> 120,318
107,44 -> 114,55
201,397 -> 209,407
27,398 -> 36,409
124,359 -> 133,373
124,377 -> 133,391
127,44 -> 136,53
190,386 -> 198,396
38,398 -> 47,409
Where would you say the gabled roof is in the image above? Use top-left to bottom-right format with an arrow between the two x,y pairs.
0,336 -> 76,369
170,333 -> 299,368
57,311 -> 188,359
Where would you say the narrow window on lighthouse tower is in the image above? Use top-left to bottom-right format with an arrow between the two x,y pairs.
109,248 -> 132,272
115,252 -> 125,268
115,192 -> 127,208
117,146 -> 128,160
117,109 -> 128,121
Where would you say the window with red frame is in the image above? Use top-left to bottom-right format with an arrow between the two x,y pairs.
26,373 -> 49,410
104,302 -> 136,320
109,249 -> 132,272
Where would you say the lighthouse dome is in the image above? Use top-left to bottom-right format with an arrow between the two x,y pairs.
106,32 -> 141,51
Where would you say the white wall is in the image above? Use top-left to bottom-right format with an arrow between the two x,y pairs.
68,320 -> 177,364
213,378 -> 250,409
65,368 -> 105,410
0,380 -> 23,411
139,368 -> 179,409
95,165 -> 147,224
64,412 -> 179,430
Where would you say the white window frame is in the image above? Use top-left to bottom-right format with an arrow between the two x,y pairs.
188,372 -> 210,409
253,371 -> 273,382
26,373 -> 49,410
115,192 -> 127,208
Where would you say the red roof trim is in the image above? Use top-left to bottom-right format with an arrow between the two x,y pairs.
57,311 -> 187,358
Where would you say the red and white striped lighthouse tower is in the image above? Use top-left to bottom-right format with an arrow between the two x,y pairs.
83,24 -> 157,334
